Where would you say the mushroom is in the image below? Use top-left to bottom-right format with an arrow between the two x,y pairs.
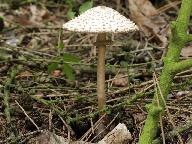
63,6 -> 138,111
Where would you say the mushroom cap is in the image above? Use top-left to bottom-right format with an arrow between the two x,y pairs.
63,6 -> 138,33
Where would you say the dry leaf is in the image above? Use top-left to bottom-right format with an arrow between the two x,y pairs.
112,74 -> 128,87
128,0 -> 168,47
6,6 -> 33,26
29,5 -> 47,26
181,46 -> 192,57
6,5 -> 53,26
16,71 -> 33,78
52,70 -> 62,77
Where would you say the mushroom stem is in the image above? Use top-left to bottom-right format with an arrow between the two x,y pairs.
97,33 -> 106,111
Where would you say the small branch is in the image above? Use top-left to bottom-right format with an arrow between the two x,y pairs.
3,66 -> 21,124
168,120 -> 192,138
172,59 -> 192,73
15,100 -> 39,130
153,118 -> 192,143
0,130 -> 43,143
187,34 -> 192,42
3,65 -> 22,138
32,90 -> 152,123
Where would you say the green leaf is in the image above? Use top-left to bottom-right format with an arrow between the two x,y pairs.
63,53 -> 80,63
67,8 -> 76,19
57,42 -> 65,50
48,63 -> 58,73
63,63 -> 75,80
79,0 -> 93,14
65,0 -> 75,6
0,16 -> 4,32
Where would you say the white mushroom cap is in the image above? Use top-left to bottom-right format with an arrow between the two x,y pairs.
63,6 -> 138,33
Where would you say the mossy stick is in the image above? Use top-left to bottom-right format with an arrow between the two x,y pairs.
3,65 -> 22,138
139,0 -> 192,143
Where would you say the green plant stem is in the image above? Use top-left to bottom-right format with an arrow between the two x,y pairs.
187,34 -> 192,41
3,65 -> 22,138
172,59 -> 192,73
139,0 -> 192,143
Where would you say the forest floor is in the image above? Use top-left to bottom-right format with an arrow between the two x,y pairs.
0,0 -> 192,143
